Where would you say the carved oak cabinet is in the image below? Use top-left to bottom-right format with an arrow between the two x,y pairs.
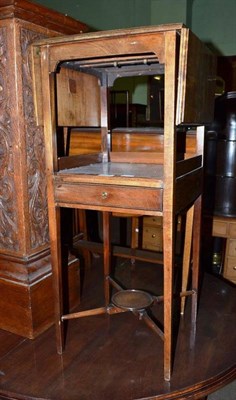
0,0 -> 87,338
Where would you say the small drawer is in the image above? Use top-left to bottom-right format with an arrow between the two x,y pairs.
55,182 -> 163,212
212,219 -> 228,237
223,257 -> 236,284
142,226 -> 163,252
227,239 -> 236,257
143,216 -> 163,228
229,222 -> 236,238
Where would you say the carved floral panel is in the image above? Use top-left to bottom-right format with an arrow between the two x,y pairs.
21,28 -> 49,249
0,27 -> 19,251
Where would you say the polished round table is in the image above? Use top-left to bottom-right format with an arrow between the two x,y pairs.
0,260 -> 235,400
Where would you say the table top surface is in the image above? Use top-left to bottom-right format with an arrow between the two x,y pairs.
57,162 -> 164,189
59,162 -> 163,179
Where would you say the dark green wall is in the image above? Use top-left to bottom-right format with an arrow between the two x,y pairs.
191,0 -> 236,56
34,0 -> 151,31
34,0 -> 236,56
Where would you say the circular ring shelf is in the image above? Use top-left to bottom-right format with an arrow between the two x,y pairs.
112,289 -> 154,311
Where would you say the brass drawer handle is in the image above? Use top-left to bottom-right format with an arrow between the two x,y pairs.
233,266 -> 236,271
102,191 -> 108,199
152,234 -> 156,238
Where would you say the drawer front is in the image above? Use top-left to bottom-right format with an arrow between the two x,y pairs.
224,257 -> 236,283
143,216 -> 163,228
212,219 -> 228,237
55,183 -> 163,212
227,239 -> 236,257
142,226 -> 163,252
229,222 -> 236,238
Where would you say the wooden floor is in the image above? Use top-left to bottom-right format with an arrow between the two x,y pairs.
0,256 -> 235,400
